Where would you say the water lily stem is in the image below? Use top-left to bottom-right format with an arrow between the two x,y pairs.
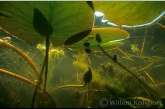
31,56 -> 45,108
140,28 -> 147,53
0,68 -> 37,88
98,45 -> 160,100
44,34 -> 50,91
51,83 -> 86,93
0,39 -> 40,80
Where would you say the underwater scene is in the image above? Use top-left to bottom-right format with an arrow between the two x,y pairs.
0,1 -> 165,108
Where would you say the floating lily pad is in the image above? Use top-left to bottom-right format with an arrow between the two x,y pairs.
67,27 -> 129,51
0,1 -> 94,46
93,1 -> 165,26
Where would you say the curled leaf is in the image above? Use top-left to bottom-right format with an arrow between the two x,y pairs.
83,67 -> 92,83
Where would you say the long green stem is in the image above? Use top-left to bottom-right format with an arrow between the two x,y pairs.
0,68 -> 38,88
31,87 -> 38,108
0,68 -> 55,108
0,39 -> 54,107
31,50 -> 46,108
0,39 -> 40,80
98,45 -> 160,99
44,35 -> 50,91
51,83 -> 87,93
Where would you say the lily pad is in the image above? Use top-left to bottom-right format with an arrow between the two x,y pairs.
93,1 -> 165,26
0,1 -> 94,46
67,27 -> 129,51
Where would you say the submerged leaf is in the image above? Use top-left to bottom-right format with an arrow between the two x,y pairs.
93,1 -> 165,26
0,2 -> 94,46
33,8 -> 53,37
64,29 -> 92,46
83,67 -> 92,83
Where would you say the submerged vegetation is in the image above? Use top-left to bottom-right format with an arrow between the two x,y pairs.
0,1 -> 165,108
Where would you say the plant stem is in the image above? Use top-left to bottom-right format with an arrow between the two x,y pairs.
98,45 -> 160,100
44,35 -> 50,91
0,39 -> 40,80
0,69 -> 55,108
0,68 -> 38,88
31,54 -> 46,108
51,83 -> 86,93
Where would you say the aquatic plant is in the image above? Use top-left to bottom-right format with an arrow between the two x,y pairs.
0,1 -> 165,108
51,66 -> 92,93
131,43 -> 140,53
98,45 -> 160,100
